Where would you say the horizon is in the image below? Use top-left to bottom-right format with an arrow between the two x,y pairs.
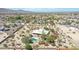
10,8 -> 79,12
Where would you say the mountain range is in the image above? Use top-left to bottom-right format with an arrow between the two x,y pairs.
0,8 -> 32,13
0,8 -> 79,13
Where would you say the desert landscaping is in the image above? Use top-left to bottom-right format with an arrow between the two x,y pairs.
0,8 -> 79,50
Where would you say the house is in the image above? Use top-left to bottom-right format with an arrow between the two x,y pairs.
31,29 -> 49,43
0,25 -> 4,31
0,26 -> 10,31
32,28 -> 49,35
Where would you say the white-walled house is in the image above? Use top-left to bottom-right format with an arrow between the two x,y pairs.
31,29 -> 49,43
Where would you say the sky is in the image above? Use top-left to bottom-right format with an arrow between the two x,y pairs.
11,8 -> 79,12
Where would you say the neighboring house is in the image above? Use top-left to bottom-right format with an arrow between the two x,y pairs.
0,25 -> 4,31
0,26 -> 10,31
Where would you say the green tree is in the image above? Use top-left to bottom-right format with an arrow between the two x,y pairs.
15,16 -> 23,20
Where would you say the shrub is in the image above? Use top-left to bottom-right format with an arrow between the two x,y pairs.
21,36 -> 30,44
21,36 -> 33,43
3,44 -> 8,48
46,35 -> 58,43
25,44 -> 33,50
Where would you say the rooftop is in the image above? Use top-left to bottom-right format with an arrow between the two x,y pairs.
32,29 -> 49,35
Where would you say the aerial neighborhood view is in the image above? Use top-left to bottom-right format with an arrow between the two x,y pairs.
0,8 -> 79,50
